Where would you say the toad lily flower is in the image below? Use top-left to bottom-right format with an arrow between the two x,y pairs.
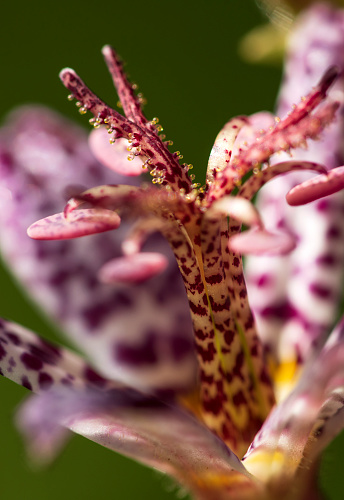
1,45 -> 344,500
246,1 -> 344,401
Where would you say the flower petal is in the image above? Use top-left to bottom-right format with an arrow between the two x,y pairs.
206,66 -> 339,203
1,316 -> 255,496
17,386 -> 256,497
238,160 -> 327,201
27,209 -> 121,240
244,317 -> 344,482
89,127 -> 145,176
0,318 -> 114,393
99,252 -> 168,284
245,3 -> 344,380
209,196 -> 261,227
229,228 -> 296,256
286,166 -> 344,206
206,117 -> 248,186
0,107 -> 196,393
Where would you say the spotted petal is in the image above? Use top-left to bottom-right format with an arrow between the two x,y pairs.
0,107 -> 196,394
0,316 -> 255,497
0,318 -> 115,393
27,208 -> 121,240
244,316 -> 344,484
245,4 -> 344,380
17,386 -> 256,498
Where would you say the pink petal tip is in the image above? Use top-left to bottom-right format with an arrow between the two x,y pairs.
98,252 -> 168,284
89,127 -> 146,176
286,166 -> 344,206
229,229 -> 296,256
27,209 -> 121,240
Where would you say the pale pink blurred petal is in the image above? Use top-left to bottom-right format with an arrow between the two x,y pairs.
99,252 -> 168,284
89,127 -> 145,176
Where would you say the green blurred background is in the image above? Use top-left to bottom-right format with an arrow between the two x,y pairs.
0,0 -> 343,498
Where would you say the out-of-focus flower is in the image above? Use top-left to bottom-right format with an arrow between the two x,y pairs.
1,15 -> 344,499
246,1 -> 344,400
240,0 -> 344,64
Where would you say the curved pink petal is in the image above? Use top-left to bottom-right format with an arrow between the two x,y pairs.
17,386 -> 255,497
0,107 -> 196,394
89,127 -> 145,176
286,166 -> 344,206
209,196 -> 261,227
0,318 -> 115,393
0,316 -> 254,496
27,209 -> 121,240
99,252 -> 168,284
238,161 -> 327,201
229,229 -> 296,256
206,117 -> 248,186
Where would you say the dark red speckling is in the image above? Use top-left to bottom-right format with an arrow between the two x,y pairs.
21,376 -> 33,390
224,330 -> 234,346
84,366 -> 107,387
0,343 -> 6,361
20,352 -> 43,371
5,332 -> 22,346
189,301 -> 207,316
206,274 -> 223,285
197,342 -> 216,363
232,390 -> 246,406
232,256 -> 240,267
38,372 -> 54,390
309,282 -> 332,299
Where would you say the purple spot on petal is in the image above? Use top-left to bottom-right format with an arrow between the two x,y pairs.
28,341 -> 60,365
20,352 -> 43,371
21,376 -> 33,390
316,199 -> 330,212
0,343 -> 6,361
84,366 -> 107,387
309,283 -> 332,299
170,335 -> 193,362
256,273 -> 273,288
327,225 -> 341,239
61,377 -> 73,386
5,332 -> 22,346
38,372 -> 54,390
115,332 -> 158,366
316,254 -> 338,266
